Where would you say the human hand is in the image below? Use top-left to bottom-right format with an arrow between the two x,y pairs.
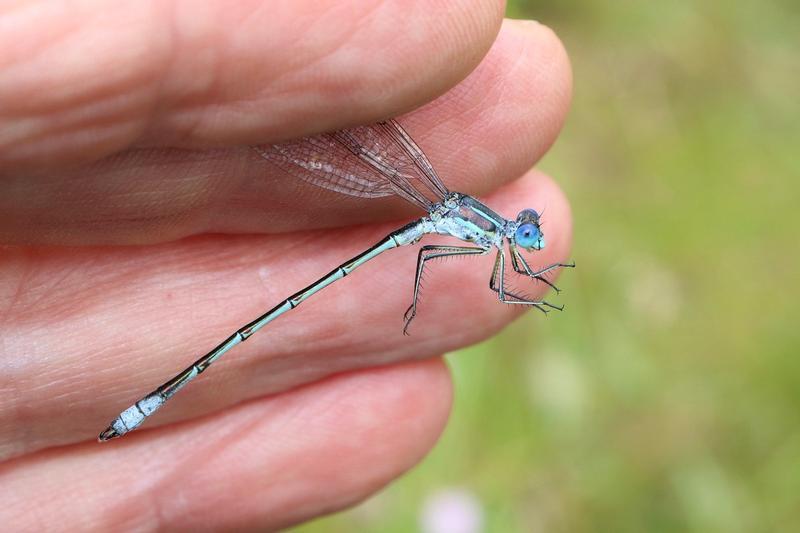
0,1 -> 572,530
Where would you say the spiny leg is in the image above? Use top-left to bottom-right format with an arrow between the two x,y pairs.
404,245 -> 488,335
490,249 -> 564,314
509,243 -> 575,293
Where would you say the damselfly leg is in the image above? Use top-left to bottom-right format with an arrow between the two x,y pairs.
403,245 -> 489,334
509,243 -> 575,293
490,250 -> 565,314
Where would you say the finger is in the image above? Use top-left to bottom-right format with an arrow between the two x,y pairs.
0,19 -> 572,245
0,359 -> 452,531
0,0 -> 504,172
1,169 -> 571,457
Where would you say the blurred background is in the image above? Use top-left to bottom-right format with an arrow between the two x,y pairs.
298,1 -> 799,531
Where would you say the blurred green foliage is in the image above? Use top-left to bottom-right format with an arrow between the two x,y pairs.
298,1 -> 799,531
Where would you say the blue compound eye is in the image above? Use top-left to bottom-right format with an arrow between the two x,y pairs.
515,223 -> 543,250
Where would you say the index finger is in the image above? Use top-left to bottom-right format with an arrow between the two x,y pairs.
0,0 -> 504,172
0,20 -> 572,245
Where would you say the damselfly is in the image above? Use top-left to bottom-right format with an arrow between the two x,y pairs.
99,118 -> 573,441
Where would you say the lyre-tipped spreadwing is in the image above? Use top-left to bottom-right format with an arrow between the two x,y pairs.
98,118 -> 573,441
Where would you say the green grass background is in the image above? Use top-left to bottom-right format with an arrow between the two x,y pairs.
297,1 -> 799,531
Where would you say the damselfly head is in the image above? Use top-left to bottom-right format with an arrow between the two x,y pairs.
513,209 -> 545,251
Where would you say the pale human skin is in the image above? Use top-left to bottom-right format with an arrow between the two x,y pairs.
0,1 -> 573,530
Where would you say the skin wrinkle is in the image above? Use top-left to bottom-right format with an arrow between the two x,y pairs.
15,375 -> 79,447
0,249 -> 30,323
474,25 -> 566,162
0,3 -> 173,169
6,119 -> 142,172
170,2 -> 227,103
249,1 -> 384,94
2,40 -> 160,120
200,14 -> 374,143
146,0 -> 181,142
0,2 -> 84,83
131,4 -> 233,152
518,25 -> 572,148
187,3 -> 351,106
1,246 -> 137,323
150,0 -> 497,146
93,443 -> 166,529
126,164 -> 225,237
6,86 -> 154,152
0,256 -> 72,457
143,421 -> 247,529
15,255 -> 82,316
161,3 -> 238,147
6,5 -> 203,154
0,16 -> 74,100
0,377 -> 23,458
81,147 -> 239,236
0,375 -> 27,459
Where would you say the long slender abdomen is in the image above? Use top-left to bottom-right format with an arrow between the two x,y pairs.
98,218 -> 430,441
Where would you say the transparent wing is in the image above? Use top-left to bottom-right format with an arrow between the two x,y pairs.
252,119 -> 449,211
379,119 -> 449,199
